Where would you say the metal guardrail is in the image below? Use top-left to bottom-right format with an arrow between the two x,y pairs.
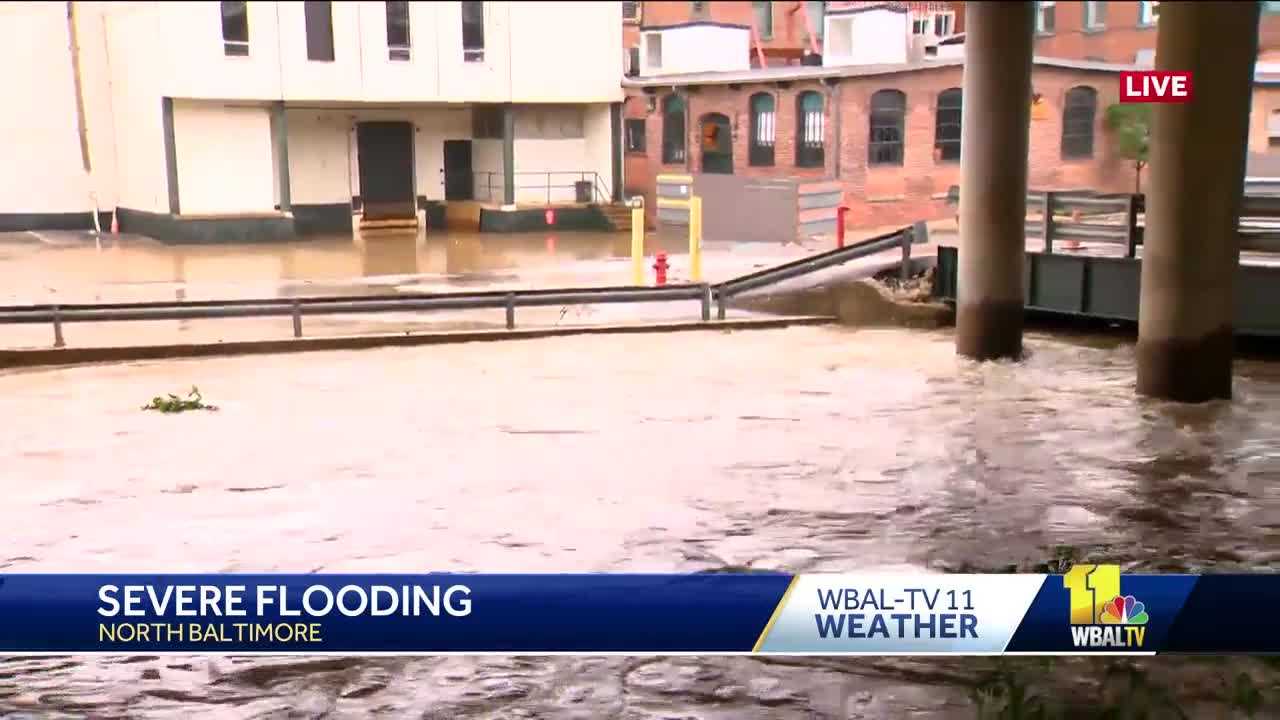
950,187 -> 1280,255
715,226 -> 919,300
0,227 -> 918,349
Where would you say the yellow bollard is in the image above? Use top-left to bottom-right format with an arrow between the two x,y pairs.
630,201 -> 645,286
689,195 -> 702,282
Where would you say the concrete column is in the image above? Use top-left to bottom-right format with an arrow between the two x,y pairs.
1137,1 -> 1259,403
502,103 -> 515,207
955,2 -> 1035,360
271,101 -> 292,212
610,102 -> 623,202
161,97 -> 180,215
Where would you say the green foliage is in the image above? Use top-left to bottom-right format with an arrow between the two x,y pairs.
142,386 -> 218,413
1106,104 -> 1152,193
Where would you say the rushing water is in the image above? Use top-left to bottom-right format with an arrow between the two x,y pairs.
2,325 -> 1279,717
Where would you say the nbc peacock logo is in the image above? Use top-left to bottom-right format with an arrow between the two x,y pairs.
1063,565 -> 1149,649
1100,595 -> 1149,626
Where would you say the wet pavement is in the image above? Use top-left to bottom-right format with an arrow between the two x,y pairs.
2,326 -> 1280,717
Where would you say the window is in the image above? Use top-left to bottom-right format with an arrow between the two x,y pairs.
934,13 -> 953,36
387,1 -> 411,61
1138,0 -> 1156,25
1266,0 -> 1280,13
868,89 -> 905,166
1036,1 -> 1055,33
912,16 -> 929,35
625,118 -> 646,154
934,88 -> 961,163
754,1 -> 773,40
622,1 -> 640,22
806,1 -> 825,41
462,1 -> 485,62
645,33 -> 662,70
749,93 -> 775,167
221,1 -> 249,56
662,94 -> 686,164
1061,86 -> 1098,159
1083,1 -> 1106,29
796,91 -> 825,168
626,46 -> 640,76
304,1 -> 334,62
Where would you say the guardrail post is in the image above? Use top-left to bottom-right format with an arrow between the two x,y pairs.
52,305 -> 65,348
716,289 -> 727,320
1042,190 -> 1055,253
1125,193 -> 1140,259
631,198 -> 645,286
899,230 -> 912,282
689,195 -> 703,282
291,299 -> 302,338
700,283 -> 712,321
505,293 -> 516,329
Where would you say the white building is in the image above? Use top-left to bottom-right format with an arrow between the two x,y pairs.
1,1 -> 624,241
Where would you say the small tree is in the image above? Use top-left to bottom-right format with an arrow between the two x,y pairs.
1105,103 -> 1152,194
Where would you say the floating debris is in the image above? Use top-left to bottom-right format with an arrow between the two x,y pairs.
142,386 -> 218,413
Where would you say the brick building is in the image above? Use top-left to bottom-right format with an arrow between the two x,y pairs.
623,57 -> 1144,230
619,2 -> 1280,235
622,1 -> 963,73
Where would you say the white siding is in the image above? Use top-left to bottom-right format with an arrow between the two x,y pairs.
173,102 -> 275,215
824,10 -> 909,67
640,25 -> 750,77
509,2 -> 623,102
0,2 -> 91,215
102,3 -> 170,213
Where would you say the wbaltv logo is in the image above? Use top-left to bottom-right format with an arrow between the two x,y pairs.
1119,70 -> 1193,104
1063,565 -> 1149,649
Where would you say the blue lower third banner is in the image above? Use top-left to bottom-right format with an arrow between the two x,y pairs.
0,569 -> 1275,654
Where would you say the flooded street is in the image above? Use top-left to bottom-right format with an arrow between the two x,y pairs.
3,325 -> 1280,717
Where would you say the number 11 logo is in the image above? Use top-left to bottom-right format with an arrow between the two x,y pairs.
1063,564 -> 1121,625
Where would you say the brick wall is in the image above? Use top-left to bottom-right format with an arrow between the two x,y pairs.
1032,2 -> 1280,65
624,63 -> 1133,230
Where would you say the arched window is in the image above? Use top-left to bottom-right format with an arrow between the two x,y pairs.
700,113 -> 733,174
662,94 -> 686,164
934,88 -> 962,162
869,89 -> 906,166
795,91 -> 825,168
749,93 -> 776,167
1061,86 -> 1097,159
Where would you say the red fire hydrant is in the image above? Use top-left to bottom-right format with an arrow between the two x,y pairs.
653,251 -> 669,286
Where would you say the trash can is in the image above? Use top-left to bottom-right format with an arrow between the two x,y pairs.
574,181 -> 593,203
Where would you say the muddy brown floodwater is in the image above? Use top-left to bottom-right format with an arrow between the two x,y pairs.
2,323 -> 1280,717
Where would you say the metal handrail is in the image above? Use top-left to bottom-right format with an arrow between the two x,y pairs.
473,171 -> 612,205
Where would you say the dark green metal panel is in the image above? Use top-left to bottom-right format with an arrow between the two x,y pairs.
933,246 -> 1280,336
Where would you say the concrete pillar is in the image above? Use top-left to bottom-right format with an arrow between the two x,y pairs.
271,101 -> 292,212
955,2 -> 1035,361
501,103 -> 515,207
610,102 -> 623,202
161,97 -> 180,215
1137,2 -> 1259,403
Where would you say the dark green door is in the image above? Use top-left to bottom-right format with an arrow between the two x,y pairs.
357,121 -> 416,221
701,114 -> 733,175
